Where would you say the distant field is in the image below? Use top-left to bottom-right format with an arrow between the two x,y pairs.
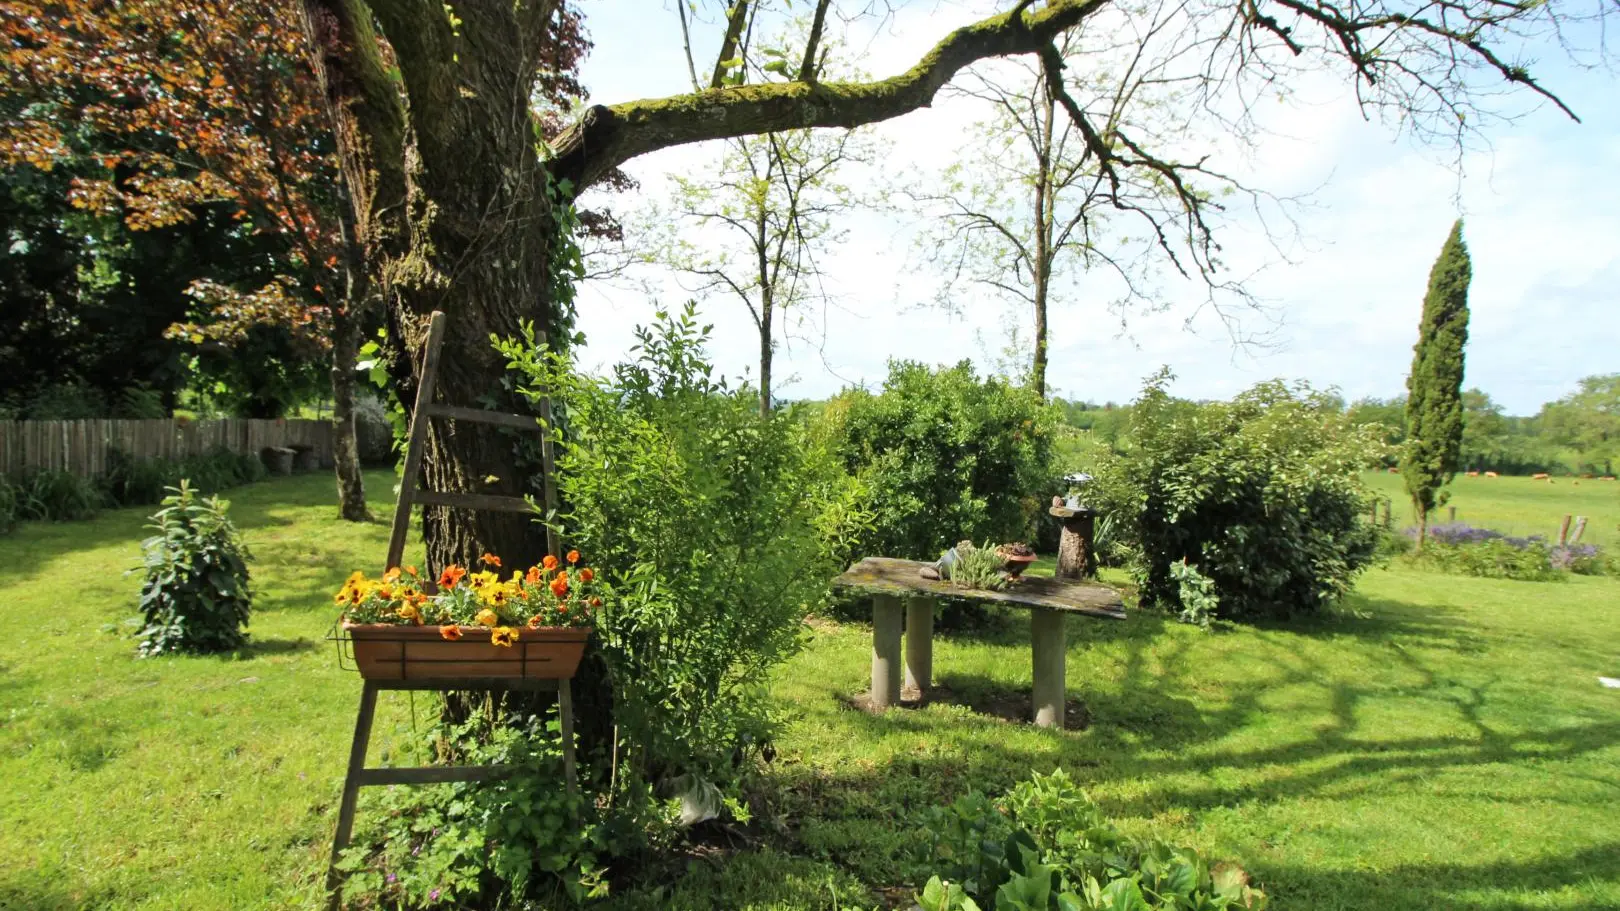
1363,470 -> 1620,547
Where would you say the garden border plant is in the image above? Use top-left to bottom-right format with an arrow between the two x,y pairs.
133,482 -> 253,656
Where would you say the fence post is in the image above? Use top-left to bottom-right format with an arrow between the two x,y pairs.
1558,514 -> 1572,546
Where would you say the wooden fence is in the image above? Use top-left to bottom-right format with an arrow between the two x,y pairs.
0,418 -> 333,479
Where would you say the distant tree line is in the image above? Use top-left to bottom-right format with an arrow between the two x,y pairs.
1053,373 -> 1619,477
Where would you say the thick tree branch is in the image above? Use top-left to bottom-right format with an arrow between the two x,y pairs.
551,0 -> 1107,189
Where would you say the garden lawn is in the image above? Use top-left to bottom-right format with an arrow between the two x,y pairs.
1,473 -> 1618,910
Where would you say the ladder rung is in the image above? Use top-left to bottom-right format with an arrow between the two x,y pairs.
356,764 -> 519,786
413,490 -> 537,514
424,403 -> 541,431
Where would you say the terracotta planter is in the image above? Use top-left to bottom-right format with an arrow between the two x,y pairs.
343,623 -> 590,680
1000,552 -> 1038,577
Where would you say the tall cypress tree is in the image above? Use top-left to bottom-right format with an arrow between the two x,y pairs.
1402,219 -> 1472,547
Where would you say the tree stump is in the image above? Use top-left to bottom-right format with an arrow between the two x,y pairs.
1049,505 -> 1097,580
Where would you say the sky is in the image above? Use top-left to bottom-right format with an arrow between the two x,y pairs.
570,0 -> 1620,416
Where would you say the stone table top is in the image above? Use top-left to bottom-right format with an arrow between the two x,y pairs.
831,557 -> 1126,620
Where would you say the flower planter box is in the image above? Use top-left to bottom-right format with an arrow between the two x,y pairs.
343,623 -> 590,680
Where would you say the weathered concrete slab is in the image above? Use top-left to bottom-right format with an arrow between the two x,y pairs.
832,557 -> 1126,620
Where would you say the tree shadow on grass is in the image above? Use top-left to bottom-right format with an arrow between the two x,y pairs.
770,589 -> 1620,908
0,876 -> 123,911
1258,594 -> 1490,655
842,672 -> 1096,730
238,636 -> 319,657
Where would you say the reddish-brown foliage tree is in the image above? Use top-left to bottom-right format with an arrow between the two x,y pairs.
0,0 -> 375,518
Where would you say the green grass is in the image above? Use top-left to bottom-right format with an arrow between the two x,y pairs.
1,473 -> 1618,909
1363,471 -> 1619,547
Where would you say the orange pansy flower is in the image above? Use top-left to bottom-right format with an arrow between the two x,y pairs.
579,568 -> 594,583
549,575 -> 569,598
525,566 -> 543,584
439,625 -> 463,640
383,567 -> 401,583
479,552 -> 502,568
527,615 -> 544,629
542,554 -> 559,571
438,565 -> 467,589
566,550 -> 580,564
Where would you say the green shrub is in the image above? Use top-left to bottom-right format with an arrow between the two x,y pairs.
1168,559 -> 1219,630
22,382 -> 106,419
500,303 -> 862,792
819,360 -> 1058,561
134,483 -> 253,655
0,476 -> 16,535
912,768 -> 1267,910
1093,374 -> 1385,623
13,469 -> 103,521
115,384 -> 168,419
1408,539 -> 1565,582
103,447 -> 265,507
103,447 -> 179,506
336,710 -> 612,907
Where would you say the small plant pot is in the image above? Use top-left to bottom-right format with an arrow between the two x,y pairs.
1000,553 -> 1038,577
342,622 -> 591,680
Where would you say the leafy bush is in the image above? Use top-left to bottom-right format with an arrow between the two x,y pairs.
13,469 -> 104,521
1168,559 -> 1219,630
500,304 -> 863,792
103,447 -> 178,506
1402,523 -> 1583,581
134,483 -> 253,655
103,447 -> 266,508
115,384 -> 168,419
912,768 -> 1267,910
1092,375 -> 1384,623
336,710 -> 612,908
1551,543 -> 1606,575
21,381 -> 106,419
818,360 -> 1058,561
0,476 -> 16,535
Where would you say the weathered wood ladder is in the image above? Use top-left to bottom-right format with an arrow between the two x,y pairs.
327,310 -> 576,907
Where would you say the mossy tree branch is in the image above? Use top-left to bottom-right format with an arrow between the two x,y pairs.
549,0 -> 1107,190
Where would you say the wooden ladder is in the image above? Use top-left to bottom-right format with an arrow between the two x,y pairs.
327,310 -> 576,907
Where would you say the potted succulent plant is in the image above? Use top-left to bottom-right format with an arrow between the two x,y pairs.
336,551 -> 599,680
996,542 -> 1038,577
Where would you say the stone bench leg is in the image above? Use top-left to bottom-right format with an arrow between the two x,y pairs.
871,594 -> 903,709
905,596 -> 934,691
1031,607 -> 1066,728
